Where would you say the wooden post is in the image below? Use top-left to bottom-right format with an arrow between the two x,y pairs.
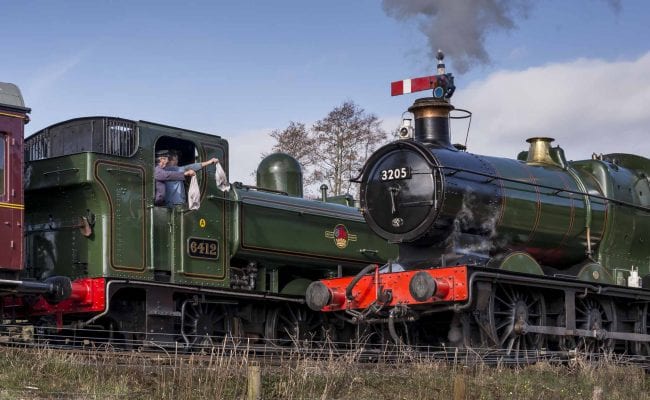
592,386 -> 603,400
453,374 -> 466,400
247,362 -> 261,400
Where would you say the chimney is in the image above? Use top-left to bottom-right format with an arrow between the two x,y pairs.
408,98 -> 455,149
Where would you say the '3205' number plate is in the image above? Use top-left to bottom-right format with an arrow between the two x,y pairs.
380,167 -> 411,181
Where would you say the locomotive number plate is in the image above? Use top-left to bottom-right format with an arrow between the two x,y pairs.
380,167 -> 411,181
187,237 -> 219,259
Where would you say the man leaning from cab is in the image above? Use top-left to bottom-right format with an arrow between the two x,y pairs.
154,150 -> 219,207
163,150 -> 218,207
154,149 -> 196,207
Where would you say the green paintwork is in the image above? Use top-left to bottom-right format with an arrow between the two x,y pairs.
233,188 -> 397,272
496,251 -> 543,275
478,154 -> 607,268
576,261 -> 615,284
25,152 -> 106,280
572,155 -> 650,279
23,117 -> 397,293
95,161 -> 147,272
484,149 -> 650,282
279,278 -> 312,295
426,144 -> 642,282
256,153 -> 303,197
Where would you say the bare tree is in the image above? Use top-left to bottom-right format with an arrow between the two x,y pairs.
268,121 -> 315,167
267,102 -> 387,198
311,101 -> 387,196
265,121 -> 318,191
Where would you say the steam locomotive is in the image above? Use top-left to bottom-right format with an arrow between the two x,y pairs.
307,52 -> 650,357
0,82 -> 396,347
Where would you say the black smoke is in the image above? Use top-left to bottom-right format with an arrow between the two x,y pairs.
382,0 -> 622,74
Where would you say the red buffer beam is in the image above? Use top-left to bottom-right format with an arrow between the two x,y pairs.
306,266 -> 469,312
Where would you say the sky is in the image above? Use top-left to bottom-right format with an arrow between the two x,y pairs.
3,0 -> 650,185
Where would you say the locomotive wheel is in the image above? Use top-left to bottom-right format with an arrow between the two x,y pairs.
355,321 -> 413,347
264,304 -> 327,347
632,304 -> 650,355
559,297 -> 616,353
484,284 -> 546,361
183,303 -> 234,349
33,316 -> 61,346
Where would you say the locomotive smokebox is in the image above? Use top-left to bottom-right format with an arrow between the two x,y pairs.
257,153 -> 304,197
408,97 -> 455,149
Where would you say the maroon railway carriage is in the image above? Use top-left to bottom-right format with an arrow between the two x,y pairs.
0,83 -> 28,276
0,83 -> 70,299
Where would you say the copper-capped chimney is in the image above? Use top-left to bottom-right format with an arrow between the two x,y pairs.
409,98 -> 455,148
408,51 -> 456,149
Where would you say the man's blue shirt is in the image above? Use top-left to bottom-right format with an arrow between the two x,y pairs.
164,163 -> 201,206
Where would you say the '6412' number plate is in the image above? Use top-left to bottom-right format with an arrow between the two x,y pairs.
380,167 -> 411,181
187,237 -> 219,259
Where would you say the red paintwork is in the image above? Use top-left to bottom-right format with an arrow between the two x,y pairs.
0,108 -> 25,272
391,75 -> 441,96
317,266 -> 469,312
28,278 -> 107,316
1,278 -> 107,329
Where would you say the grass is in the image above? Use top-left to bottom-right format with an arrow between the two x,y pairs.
0,344 -> 647,399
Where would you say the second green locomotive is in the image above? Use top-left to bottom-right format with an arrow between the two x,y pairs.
307,53 -> 650,357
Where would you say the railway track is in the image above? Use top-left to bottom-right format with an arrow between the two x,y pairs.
1,324 -> 649,370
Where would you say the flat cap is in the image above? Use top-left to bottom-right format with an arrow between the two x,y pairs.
156,150 -> 170,157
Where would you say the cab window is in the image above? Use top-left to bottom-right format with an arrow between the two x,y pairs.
154,136 -> 201,207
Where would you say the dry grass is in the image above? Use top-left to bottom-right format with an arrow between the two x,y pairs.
0,344 -> 647,399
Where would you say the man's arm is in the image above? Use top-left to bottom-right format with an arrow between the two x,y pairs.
156,167 -> 194,181
201,158 -> 219,168
183,158 -> 219,171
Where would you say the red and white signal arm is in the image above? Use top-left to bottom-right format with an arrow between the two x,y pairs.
391,75 -> 438,96
391,74 -> 455,97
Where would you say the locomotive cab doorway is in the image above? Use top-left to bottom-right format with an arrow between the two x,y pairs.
152,136 -> 227,284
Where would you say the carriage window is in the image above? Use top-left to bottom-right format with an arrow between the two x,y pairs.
0,133 -> 5,195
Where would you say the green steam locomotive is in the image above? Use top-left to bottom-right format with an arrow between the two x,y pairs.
307,52 -> 650,357
15,112 -> 396,346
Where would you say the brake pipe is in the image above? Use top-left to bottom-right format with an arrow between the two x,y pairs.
345,264 -> 379,301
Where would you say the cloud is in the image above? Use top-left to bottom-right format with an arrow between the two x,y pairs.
227,128 -> 276,185
450,52 -> 650,160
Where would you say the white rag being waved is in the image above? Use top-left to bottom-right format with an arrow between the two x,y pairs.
186,158 -> 230,210
215,162 -> 231,192
187,175 -> 201,210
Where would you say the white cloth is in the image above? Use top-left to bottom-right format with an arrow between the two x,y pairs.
215,163 -> 231,192
187,175 -> 201,210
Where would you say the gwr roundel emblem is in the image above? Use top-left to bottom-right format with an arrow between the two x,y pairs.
325,224 -> 357,249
